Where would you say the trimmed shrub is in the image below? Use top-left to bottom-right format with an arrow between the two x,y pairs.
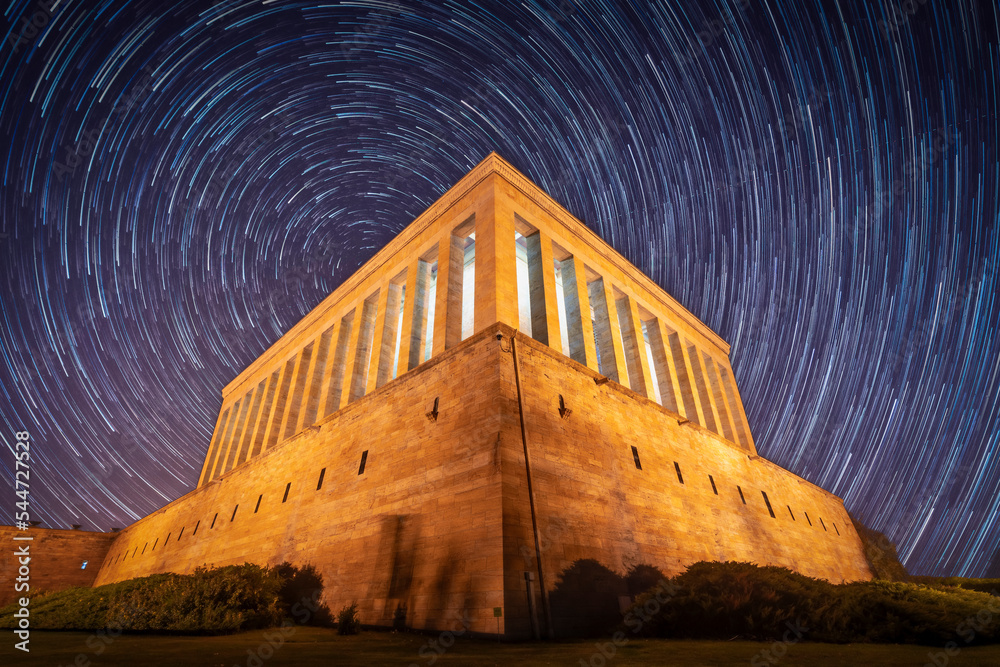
0,562 -> 327,633
622,561 -> 1000,645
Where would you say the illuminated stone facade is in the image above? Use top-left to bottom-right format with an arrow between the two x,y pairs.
80,153 -> 870,637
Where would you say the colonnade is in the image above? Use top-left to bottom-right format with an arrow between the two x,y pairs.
198,160 -> 755,487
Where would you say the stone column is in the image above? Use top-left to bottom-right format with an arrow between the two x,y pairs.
677,339 -> 708,428
588,277 -> 628,384
347,293 -> 379,403
370,279 -> 404,391
284,342 -> 315,438
474,176 -> 519,333
249,369 -> 280,460
397,258 -> 431,373
222,393 -> 252,474
432,234 -> 466,356
704,352 -> 738,444
326,312 -> 354,414
263,357 -> 297,451
719,363 -> 756,454
525,231 -> 561,352
199,406 -> 231,487
561,255 -> 597,370
647,320 -> 680,414
236,379 -> 267,465
303,325 -> 335,427
615,294 -> 654,398
687,344 -> 720,434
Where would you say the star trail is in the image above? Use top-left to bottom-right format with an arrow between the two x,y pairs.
1,0 -> 998,577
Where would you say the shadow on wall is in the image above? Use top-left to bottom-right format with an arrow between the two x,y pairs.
549,559 -> 666,637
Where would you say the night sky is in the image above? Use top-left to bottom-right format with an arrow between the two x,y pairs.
1,0 -> 997,578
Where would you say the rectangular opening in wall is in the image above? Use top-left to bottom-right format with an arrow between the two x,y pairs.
461,234 -> 475,340
132,547 -> 137,558
282,482 -> 291,503
317,467 -> 326,490
631,445 -> 642,470
709,475 -> 718,495
152,537 -> 158,551
254,494 -> 262,513
358,450 -> 369,475
804,511 -> 812,526
737,486 -> 746,504
193,520 -> 201,535
165,532 -> 171,543
178,527 -> 184,540
762,491 -> 776,518
141,543 -> 147,555
422,258 -> 437,362
553,255 -> 570,353
674,462 -> 684,484
833,523 -> 840,535
819,517 -> 827,531
515,231 -> 532,338
788,505 -> 795,520
393,283 -> 407,379
210,513 -> 218,529
231,505 -> 239,522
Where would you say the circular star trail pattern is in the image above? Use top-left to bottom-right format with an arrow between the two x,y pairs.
1,0 -> 998,577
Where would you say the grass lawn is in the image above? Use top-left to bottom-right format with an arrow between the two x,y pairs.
3,628 -> 1000,666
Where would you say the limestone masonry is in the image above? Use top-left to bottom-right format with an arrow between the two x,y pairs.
6,153 -> 871,635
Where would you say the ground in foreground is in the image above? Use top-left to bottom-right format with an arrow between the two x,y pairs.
3,627 -> 997,666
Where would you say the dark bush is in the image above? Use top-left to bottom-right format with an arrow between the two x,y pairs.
0,562 -> 328,633
337,602 -> 361,635
622,561 -> 1000,645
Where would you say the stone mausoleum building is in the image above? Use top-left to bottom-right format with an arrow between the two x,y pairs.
1,153 -> 871,637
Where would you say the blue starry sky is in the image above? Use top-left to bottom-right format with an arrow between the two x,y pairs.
1,0 -> 997,577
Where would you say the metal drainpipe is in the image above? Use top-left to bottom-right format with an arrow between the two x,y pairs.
509,331 -> 555,640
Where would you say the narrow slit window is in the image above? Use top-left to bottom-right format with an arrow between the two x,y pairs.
165,532 -> 171,544
674,462 -> 684,484
833,523 -> 840,536
804,511 -> 812,526
737,486 -> 746,504
631,446 -> 642,470
819,517 -> 827,531
178,527 -> 184,540
81,560 -> 88,569
141,543 -> 147,555
359,450 -> 369,475
132,547 -> 137,558
152,537 -> 158,551
788,505 -> 795,521
231,505 -> 239,522
283,482 -> 291,502
210,513 -> 218,529
762,491 -> 776,518
254,494 -> 262,513
317,467 -> 326,490
709,475 -> 718,495
193,520 -> 201,535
